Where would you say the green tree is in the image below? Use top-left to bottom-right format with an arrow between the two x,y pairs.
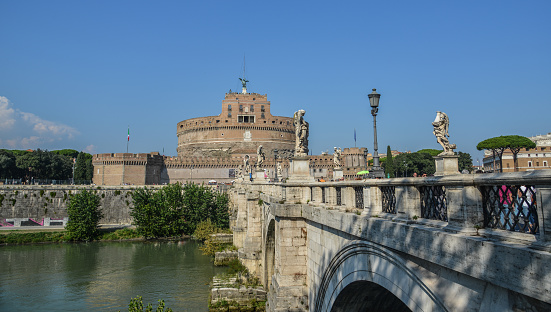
74,152 -> 88,182
503,135 -> 536,171
477,136 -> 508,172
52,149 -> 79,159
131,183 -> 230,238
458,152 -> 473,173
131,183 -> 187,238
66,189 -> 102,241
384,146 -> 395,178
0,150 -> 17,178
416,149 -> 442,157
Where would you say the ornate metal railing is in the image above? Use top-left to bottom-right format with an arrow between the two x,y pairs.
480,185 -> 539,234
354,186 -> 363,209
336,187 -> 342,206
420,185 -> 447,221
381,186 -> 396,214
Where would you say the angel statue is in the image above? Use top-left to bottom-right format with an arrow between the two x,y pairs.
333,147 -> 342,169
257,145 -> 265,168
432,111 -> 457,156
243,155 -> 251,175
239,78 -> 249,88
293,110 -> 309,157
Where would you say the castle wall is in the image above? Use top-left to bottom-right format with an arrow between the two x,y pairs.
0,185 -> 162,224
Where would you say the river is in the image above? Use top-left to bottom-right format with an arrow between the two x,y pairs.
0,240 -> 226,311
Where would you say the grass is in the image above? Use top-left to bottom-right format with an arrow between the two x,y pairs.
0,228 -> 142,245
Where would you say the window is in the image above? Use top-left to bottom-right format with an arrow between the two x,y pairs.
542,147 -> 547,151
250,105 -> 254,112
528,161 -> 533,167
261,105 -> 265,112
261,113 -> 265,119
544,161 -> 548,167
238,115 -> 255,123
228,105 -> 232,111
537,161 -> 540,167
239,105 -> 243,112
228,113 -> 232,117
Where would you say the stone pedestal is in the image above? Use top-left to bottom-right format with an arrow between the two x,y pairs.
254,169 -> 268,181
288,156 -> 315,182
434,155 -> 460,176
333,168 -> 343,181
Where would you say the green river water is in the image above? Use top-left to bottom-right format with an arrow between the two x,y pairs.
0,240 -> 226,311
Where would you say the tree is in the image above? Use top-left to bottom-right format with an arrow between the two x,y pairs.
477,136 -> 508,172
458,152 -> 473,173
384,146 -> 395,178
131,183 -> 230,238
0,150 -> 16,178
66,189 -> 102,241
503,135 -> 536,171
74,152 -> 88,182
416,149 -> 442,157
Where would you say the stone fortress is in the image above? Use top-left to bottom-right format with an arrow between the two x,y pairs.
92,80 -> 373,185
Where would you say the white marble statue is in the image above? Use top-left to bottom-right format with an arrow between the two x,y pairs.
293,110 -> 309,157
243,155 -> 251,175
333,147 -> 342,169
277,162 -> 282,178
432,111 -> 457,156
257,145 -> 265,168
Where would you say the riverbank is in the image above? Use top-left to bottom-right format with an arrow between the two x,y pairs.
0,225 -> 146,245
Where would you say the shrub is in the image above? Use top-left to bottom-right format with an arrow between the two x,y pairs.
121,296 -> 173,312
65,189 -> 102,241
131,183 -> 230,238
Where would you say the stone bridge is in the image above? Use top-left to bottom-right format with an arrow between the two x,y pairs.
229,171 -> 551,311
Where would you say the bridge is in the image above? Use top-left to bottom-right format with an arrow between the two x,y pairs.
229,170 -> 551,311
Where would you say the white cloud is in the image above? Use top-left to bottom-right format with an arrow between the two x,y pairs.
0,96 -> 16,130
84,145 -> 96,154
0,96 -> 80,149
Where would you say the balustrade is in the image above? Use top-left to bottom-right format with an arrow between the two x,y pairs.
242,170 -> 551,240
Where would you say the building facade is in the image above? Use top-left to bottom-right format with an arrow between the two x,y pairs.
482,133 -> 551,172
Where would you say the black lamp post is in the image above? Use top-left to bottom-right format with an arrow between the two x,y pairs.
273,149 -> 278,182
368,89 -> 384,178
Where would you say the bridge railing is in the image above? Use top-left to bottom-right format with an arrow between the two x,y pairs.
247,170 -> 551,241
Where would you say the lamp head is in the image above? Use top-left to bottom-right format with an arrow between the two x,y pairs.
368,88 -> 380,108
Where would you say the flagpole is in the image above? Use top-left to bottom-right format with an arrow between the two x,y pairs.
127,126 -> 129,153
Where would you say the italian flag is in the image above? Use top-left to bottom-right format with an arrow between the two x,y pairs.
127,127 -> 130,141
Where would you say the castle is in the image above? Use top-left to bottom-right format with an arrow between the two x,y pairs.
92,82 -> 372,185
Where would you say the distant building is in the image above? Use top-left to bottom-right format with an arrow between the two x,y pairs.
482,133 -> 551,172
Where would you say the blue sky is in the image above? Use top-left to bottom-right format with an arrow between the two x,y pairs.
1,1 -> 550,165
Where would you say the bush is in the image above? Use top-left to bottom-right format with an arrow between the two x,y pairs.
131,183 -> 230,238
131,184 -> 186,238
120,296 -> 173,312
65,189 -> 102,241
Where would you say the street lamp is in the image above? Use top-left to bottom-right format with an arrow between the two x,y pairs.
273,149 -> 278,182
368,88 -> 384,178
363,148 -> 369,179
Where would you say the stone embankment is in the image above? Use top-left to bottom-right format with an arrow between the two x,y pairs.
210,275 -> 266,312
0,185 -> 161,225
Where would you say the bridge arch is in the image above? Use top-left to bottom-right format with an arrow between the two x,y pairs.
263,217 -> 276,289
314,241 -> 448,312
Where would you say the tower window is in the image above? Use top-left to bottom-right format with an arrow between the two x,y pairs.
261,105 -> 265,112
239,105 -> 243,112
228,105 -> 232,111
250,105 -> 254,112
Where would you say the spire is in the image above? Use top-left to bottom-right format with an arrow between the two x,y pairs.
239,54 -> 248,94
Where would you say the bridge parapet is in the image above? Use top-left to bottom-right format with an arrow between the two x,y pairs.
231,171 -> 551,311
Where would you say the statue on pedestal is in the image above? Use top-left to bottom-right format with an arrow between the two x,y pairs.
293,110 -> 309,157
277,162 -> 282,178
243,155 -> 251,176
432,111 -> 456,156
257,145 -> 265,168
333,147 -> 342,169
